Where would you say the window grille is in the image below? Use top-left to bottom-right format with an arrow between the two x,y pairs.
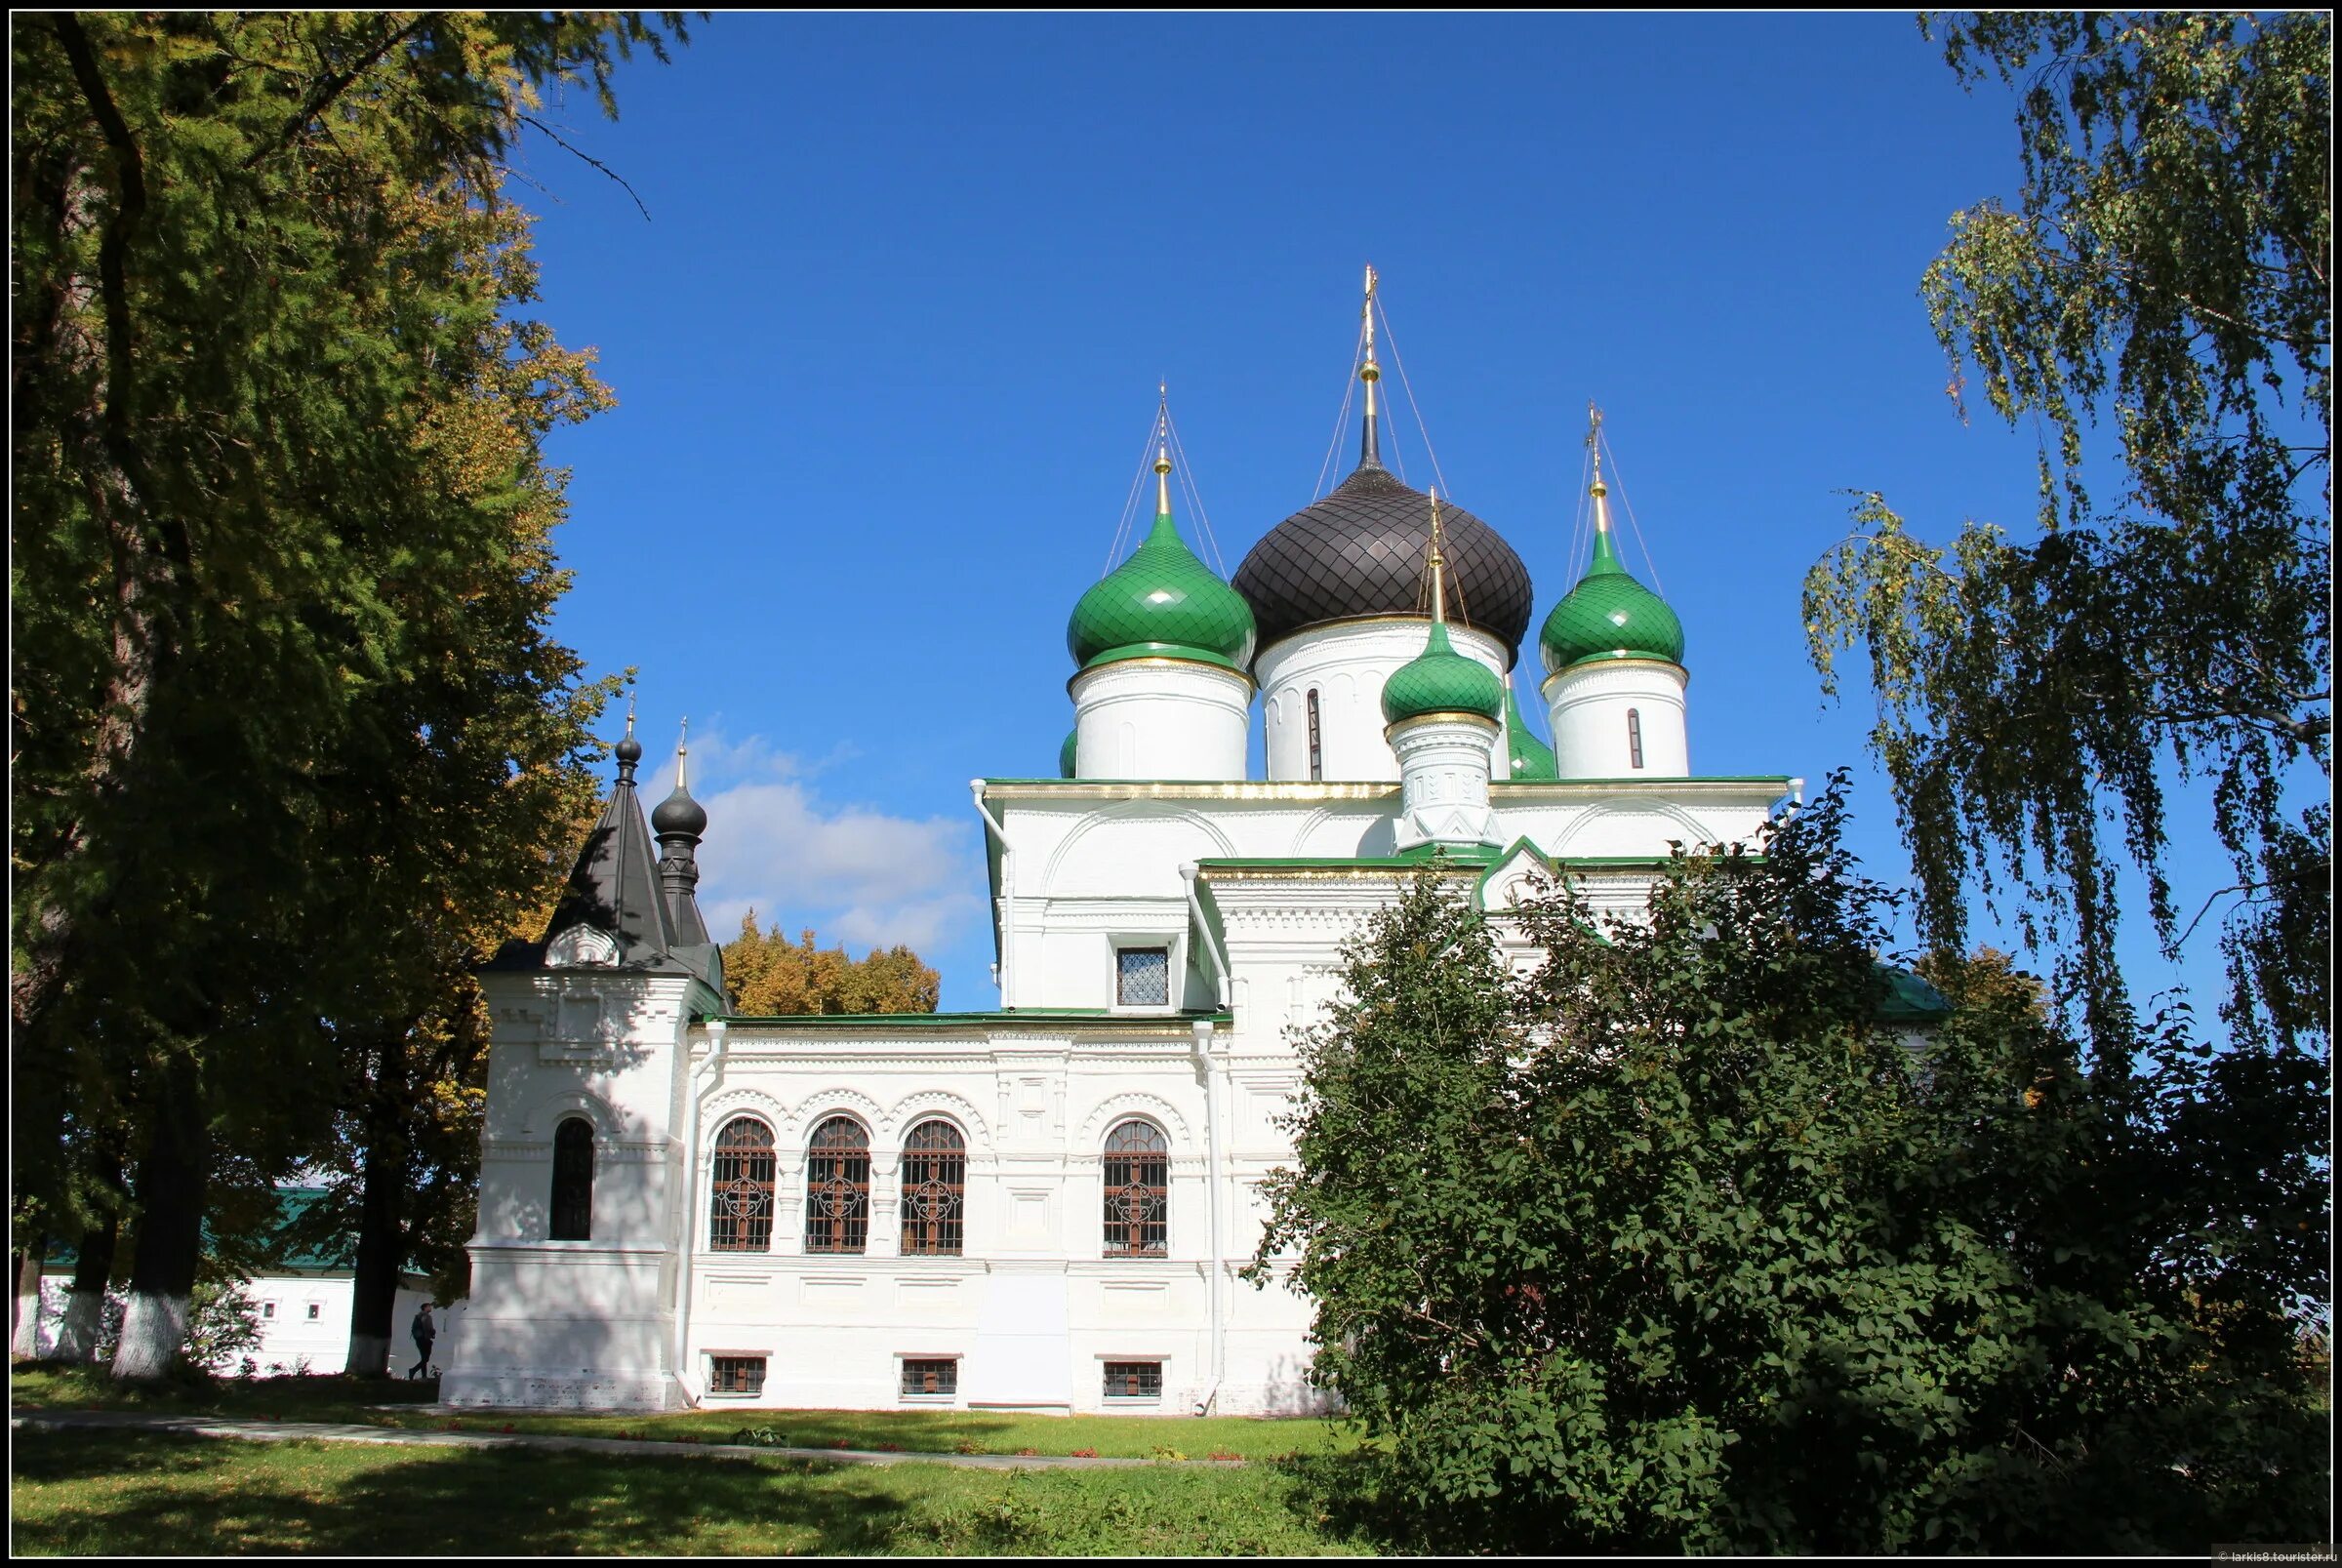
900,1120 -> 965,1256
804,1116 -> 870,1254
1102,1119 -> 1169,1257
549,1116 -> 594,1240
1103,1361 -> 1163,1399
709,1355 -> 766,1395
1307,689 -> 1323,781
710,1117 -> 777,1252
1117,946 -> 1170,1007
1627,707 -> 1643,770
900,1357 -> 958,1397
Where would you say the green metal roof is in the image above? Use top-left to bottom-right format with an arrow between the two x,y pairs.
1876,965 -> 1955,1022
1068,509 -> 1256,673
1381,620 -> 1504,725
1538,522 -> 1685,674
1058,727 -> 1077,779
1504,679 -> 1557,779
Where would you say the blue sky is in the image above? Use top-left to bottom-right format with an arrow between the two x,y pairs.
505,13 -> 2263,1015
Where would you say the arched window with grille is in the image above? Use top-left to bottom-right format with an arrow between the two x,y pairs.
549,1116 -> 594,1240
899,1120 -> 966,1256
1627,706 -> 1644,770
709,1117 -> 776,1252
804,1115 -> 871,1253
1102,1118 -> 1168,1257
1306,689 -> 1323,781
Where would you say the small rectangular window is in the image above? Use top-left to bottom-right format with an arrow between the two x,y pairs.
900,1358 -> 958,1397
709,1355 -> 767,1395
1103,1360 -> 1163,1400
262,1302 -> 276,1319
1627,707 -> 1644,770
305,1303 -> 320,1320
1116,946 -> 1170,1007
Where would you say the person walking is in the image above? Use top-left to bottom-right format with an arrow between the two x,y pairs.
409,1302 -> 435,1381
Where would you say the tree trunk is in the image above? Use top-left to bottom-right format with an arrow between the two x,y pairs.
12,1242 -> 46,1358
54,1218 -> 120,1362
344,1034 -> 411,1378
111,1060 -> 207,1380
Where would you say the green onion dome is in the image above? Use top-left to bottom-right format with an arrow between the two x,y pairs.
1538,516 -> 1684,675
1059,727 -> 1077,779
1068,510 -> 1257,673
1504,678 -> 1556,779
1382,620 -> 1504,726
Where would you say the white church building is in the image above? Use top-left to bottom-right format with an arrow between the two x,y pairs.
443,293 -> 1938,1415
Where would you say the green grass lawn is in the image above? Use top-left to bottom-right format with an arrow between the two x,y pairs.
10,1428 -> 1375,1556
11,1363 -> 1359,1461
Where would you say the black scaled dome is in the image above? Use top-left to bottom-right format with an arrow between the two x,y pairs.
1233,458 -> 1535,663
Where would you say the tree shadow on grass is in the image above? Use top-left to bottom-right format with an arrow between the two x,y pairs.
11,1431 -> 912,1555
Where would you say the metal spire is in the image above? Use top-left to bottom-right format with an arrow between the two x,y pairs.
615,692 -> 642,783
1155,383 -> 1173,517
1427,486 -> 1448,626
1358,263 -> 1383,468
674,716 -> 689,792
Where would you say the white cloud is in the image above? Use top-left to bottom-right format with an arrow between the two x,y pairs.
651,724 -> 986,959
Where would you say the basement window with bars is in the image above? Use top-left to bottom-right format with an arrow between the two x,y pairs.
708,1355 -> 767,1396
1116,946 -> 1170,1008
1103,1361 -> 1163,1401
899,1357 -> 959,1398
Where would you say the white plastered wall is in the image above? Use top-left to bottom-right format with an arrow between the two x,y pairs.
1070,659 -> 1251,782
1542,658 -> 1690,779
442,969 -> 702,1411
1258,620 -> 1516,783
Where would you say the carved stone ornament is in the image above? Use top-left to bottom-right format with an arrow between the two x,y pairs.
547,925 -> 620,968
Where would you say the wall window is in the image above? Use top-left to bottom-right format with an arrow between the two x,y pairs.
804,1116 -> 871,1254
900,1120 -> 966,1256
710,1117 -> 777,1252
1103,1360 -> 1163,1400
1627,707 -> 1644,770
1102,1119 -> 1169,1257
262,1302 -> 276,1319
306,1304 -> 320,1320
549,1116 -> 594,1240
708,1355 -> 766,1395
1116,946 -> 1171,1008
900,1357 -> 959,1398
1306,689 -> 1323,781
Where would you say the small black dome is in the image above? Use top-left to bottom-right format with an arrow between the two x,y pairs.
652,784 -> 707,837
1233,461 -> 1535,661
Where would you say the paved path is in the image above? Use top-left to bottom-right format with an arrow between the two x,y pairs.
13,1408 -> 1202,1470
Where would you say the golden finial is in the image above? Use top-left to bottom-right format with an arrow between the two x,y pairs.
1427,486 -> 1448,625
1587,400 -> 1608,502
1154,384 -> 1174,514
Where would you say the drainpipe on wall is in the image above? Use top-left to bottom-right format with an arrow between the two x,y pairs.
1179,864 -> 1232,1010
1191,1016 -> 1227,1417
671,1018 -> 729,1408
971,781 -> 1014,1005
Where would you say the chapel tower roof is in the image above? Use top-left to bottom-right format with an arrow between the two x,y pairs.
1537,417 -> 1685,674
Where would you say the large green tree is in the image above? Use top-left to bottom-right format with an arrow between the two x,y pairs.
1252,784 -> 2327,1553
11,12 -> 682,1377
1802,13 -> 2329,1051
